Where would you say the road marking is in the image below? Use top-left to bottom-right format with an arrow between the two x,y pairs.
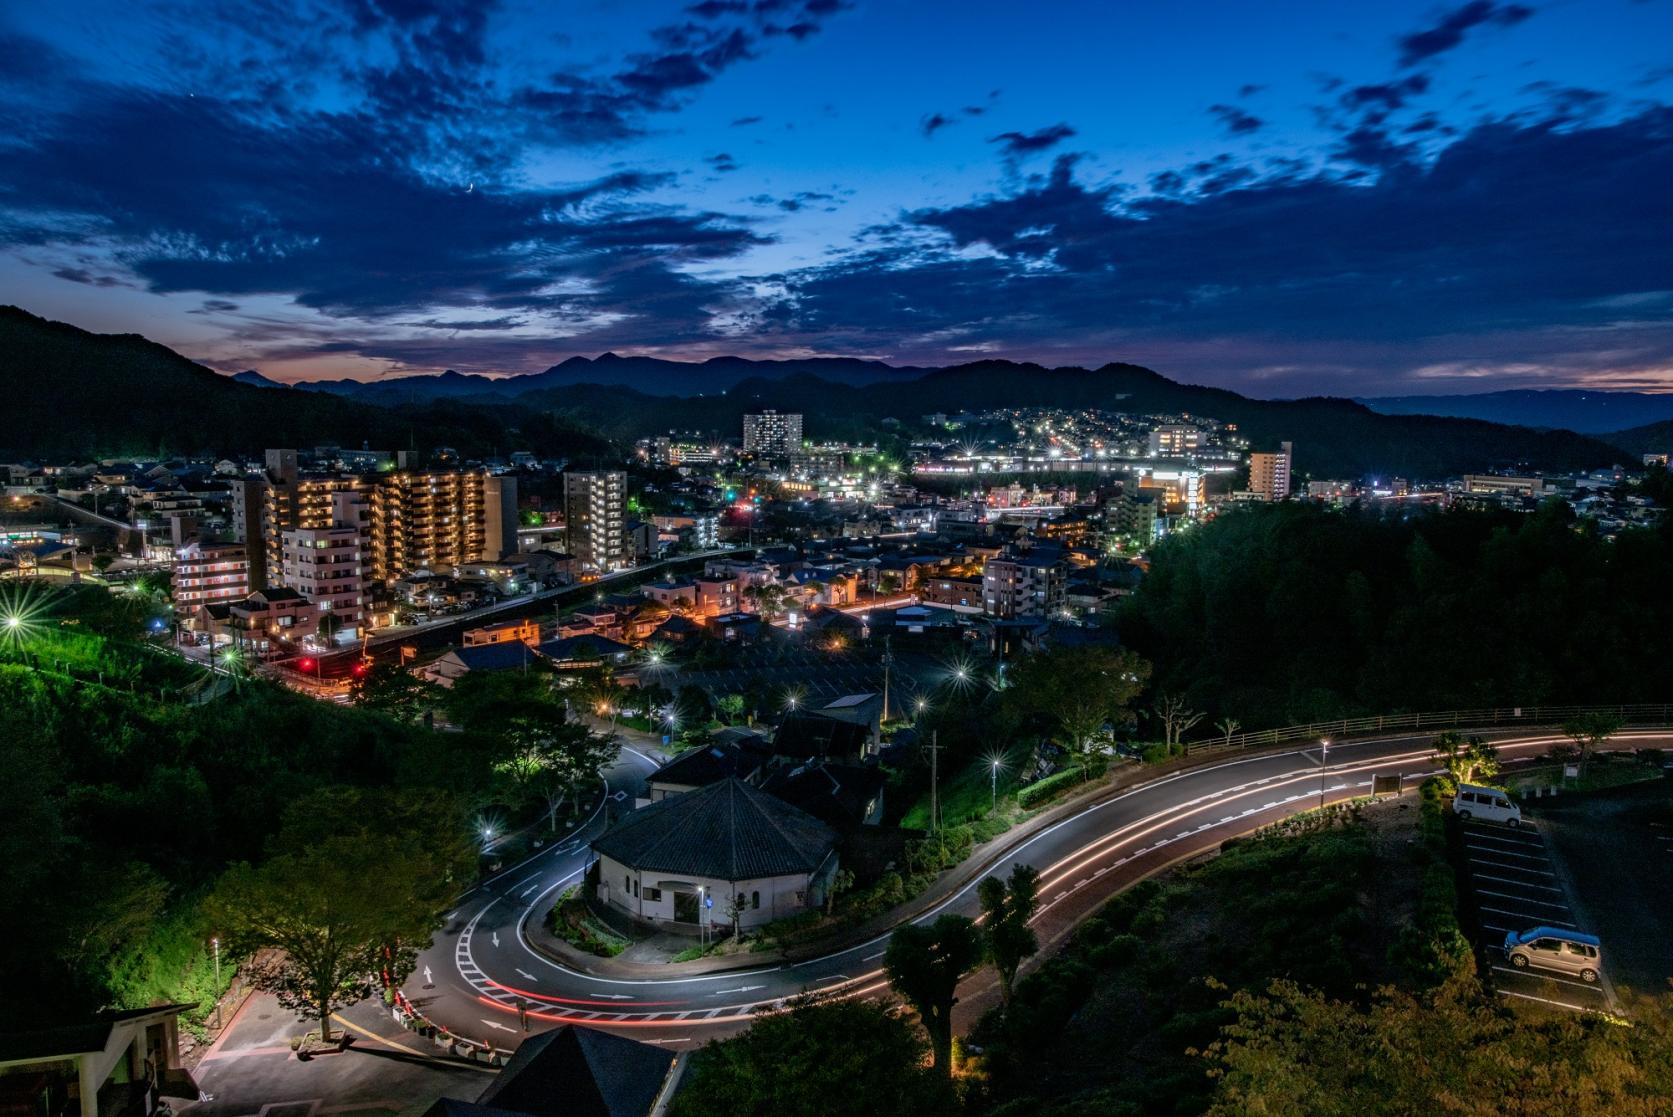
1480,907 -> 1576,928
815,974 -> 850,984
481,1019 -> 518,1032
1468,889 -> 1571,910
492,931 -> 501,947
1465,842 -> 1549,860
515,969 -> 538,982
1496,988 -> 1589,1011
1489,964 -> 1604,991
519,883 -> 542,898
589,992 -> 636,1000
862,951 -> 885,961
1469,858 -> 1556,877
709,985 -> 766,996
1471,873 -> 1563,892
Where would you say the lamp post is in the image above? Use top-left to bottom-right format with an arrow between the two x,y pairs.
212,937 -> 222,1029
1318,738 -> 1331,811
991,757 -> 1002,811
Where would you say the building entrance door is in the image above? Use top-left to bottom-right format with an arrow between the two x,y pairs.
674,890 -> 699,924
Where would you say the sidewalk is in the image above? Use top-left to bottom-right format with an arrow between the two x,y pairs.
188,991 -> 493,1117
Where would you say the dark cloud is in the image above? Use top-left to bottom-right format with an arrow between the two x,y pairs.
411,316 -> 527,331
1208,103 -> 1264,134
1340,74 -> 1431,113
687,0 -> 748,15
730,115 -> 764,125
197,299 -> 241,313
987,122 -> 1076,157
52,267 -> 123,287
708,152 -> 740,171
757,108 -> 1673,392
921,112 -> 953,136
1238,83 -> 1266,97
1397,2 -> 1535,67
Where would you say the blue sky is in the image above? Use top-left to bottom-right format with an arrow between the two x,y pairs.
1,0 -> 1670,396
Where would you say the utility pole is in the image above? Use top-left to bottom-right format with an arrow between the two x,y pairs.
928,730 -> 941,833
881,635 -> 893,725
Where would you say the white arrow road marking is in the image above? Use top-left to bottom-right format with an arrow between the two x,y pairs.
709,985 -> 766,997
519,883 -> 541,898
515,969 -> 538,982
590,992 -> 635,1000
492,931 -> 500,948
423,965 -> 433,984
481,1019 -> 517,1033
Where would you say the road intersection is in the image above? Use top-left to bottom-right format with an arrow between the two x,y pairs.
403,729 -> 1673,1049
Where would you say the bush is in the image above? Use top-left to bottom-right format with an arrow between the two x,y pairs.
1016,759 -> 1109,810
544,887 -> 627,957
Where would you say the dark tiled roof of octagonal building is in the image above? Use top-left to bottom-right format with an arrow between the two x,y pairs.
592,778 -> 836,879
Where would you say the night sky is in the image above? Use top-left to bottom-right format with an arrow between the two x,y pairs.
1,0 -> 1670,397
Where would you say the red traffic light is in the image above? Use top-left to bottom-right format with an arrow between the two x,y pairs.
352,663 -> 368,677
298,657 -> 315,672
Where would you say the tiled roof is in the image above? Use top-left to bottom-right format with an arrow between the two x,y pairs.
476,1025 -> 674,1117
592,778 -> 835,880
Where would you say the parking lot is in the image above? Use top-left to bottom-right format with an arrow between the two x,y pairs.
1454,816 -> 1617,1014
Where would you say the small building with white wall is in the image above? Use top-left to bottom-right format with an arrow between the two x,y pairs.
591,778 -> 838,935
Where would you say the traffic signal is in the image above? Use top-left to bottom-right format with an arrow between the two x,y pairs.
299,657 -> 315,672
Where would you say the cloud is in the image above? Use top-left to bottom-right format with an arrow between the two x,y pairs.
1238,83 -> 1266,98
921,112 -> 953,136
51,266 -> 124,287
1397,2 -> 1535,67
1208,104 -> 1264,135
1340,74 -> 1432,113
731,114 -> 764,126
754,108 -> 1673,393
196,299 -> 241,313
987,123 -> 1076,157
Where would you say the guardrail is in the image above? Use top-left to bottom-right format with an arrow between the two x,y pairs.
1201,704 -> 1673,754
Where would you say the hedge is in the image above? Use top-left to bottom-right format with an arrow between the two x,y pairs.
1017,758 -> 1110,809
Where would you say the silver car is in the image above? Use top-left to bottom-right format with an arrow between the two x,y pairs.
1503,927 -> 1602,982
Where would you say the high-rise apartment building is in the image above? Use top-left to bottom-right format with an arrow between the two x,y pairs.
279,492 -> 368,641
742,410 -> 803,456
1147,424 -> 1205,457
367,469 -> 488,581
172,540 -> 250,607
564,470 -> 627,573
237,451 -> 516,588
982,547 -> 1067,620
1248,441 -> 1293,502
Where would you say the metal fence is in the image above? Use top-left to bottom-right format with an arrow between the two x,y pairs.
1200,703 -> 1673,755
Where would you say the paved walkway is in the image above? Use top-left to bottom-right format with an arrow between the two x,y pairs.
187,992 -> 493,1117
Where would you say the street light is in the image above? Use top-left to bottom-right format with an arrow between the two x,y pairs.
990,755 -> 1004,811
211,937 -> 222,1029
1319,738 -> 1331,811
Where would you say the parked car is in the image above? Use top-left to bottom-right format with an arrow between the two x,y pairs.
1503,927 -> 1603,982
1452,783 -> 1521,827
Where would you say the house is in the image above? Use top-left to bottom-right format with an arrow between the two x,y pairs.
645,740 -> 773,800
423,641 -> 539,685
592,778 -> 839,933
424,1024 -> 679,1117
647,612 -> 704,647
759,761 -> 886,828
462,619 -> 539,647
772,710 -> 874,764
534,633 -> 634,671
0,1004 -> 199,1117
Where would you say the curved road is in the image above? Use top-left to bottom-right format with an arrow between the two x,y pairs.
404,728 -> 1671,1049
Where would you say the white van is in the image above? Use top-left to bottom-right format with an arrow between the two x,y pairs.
1452,783 -> 1521,827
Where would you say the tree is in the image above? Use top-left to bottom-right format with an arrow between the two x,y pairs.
442,667 -> 553,737
1562,711 -> 1625,778
349,658 -> 437,722
496,718 -> 617,828
716,692 -> 746,725
1005,646 -> 1152,777
207,786 -> 472,1041
668,998 -> 957,1117
883,914 -> 984,1076
1216,716 -> 1242,749
1432,731 -> 1500,785
1154,693 -> 1205,751
978,863 -> 1040,1006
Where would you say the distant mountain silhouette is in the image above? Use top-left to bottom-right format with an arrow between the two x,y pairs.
231,369 -> 288,390
0,305 -> 1627,476
0,306 -> 613,461
1359,389 -> 1673,434
283,352 -> 920,404
1608,419 -> 1673,459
